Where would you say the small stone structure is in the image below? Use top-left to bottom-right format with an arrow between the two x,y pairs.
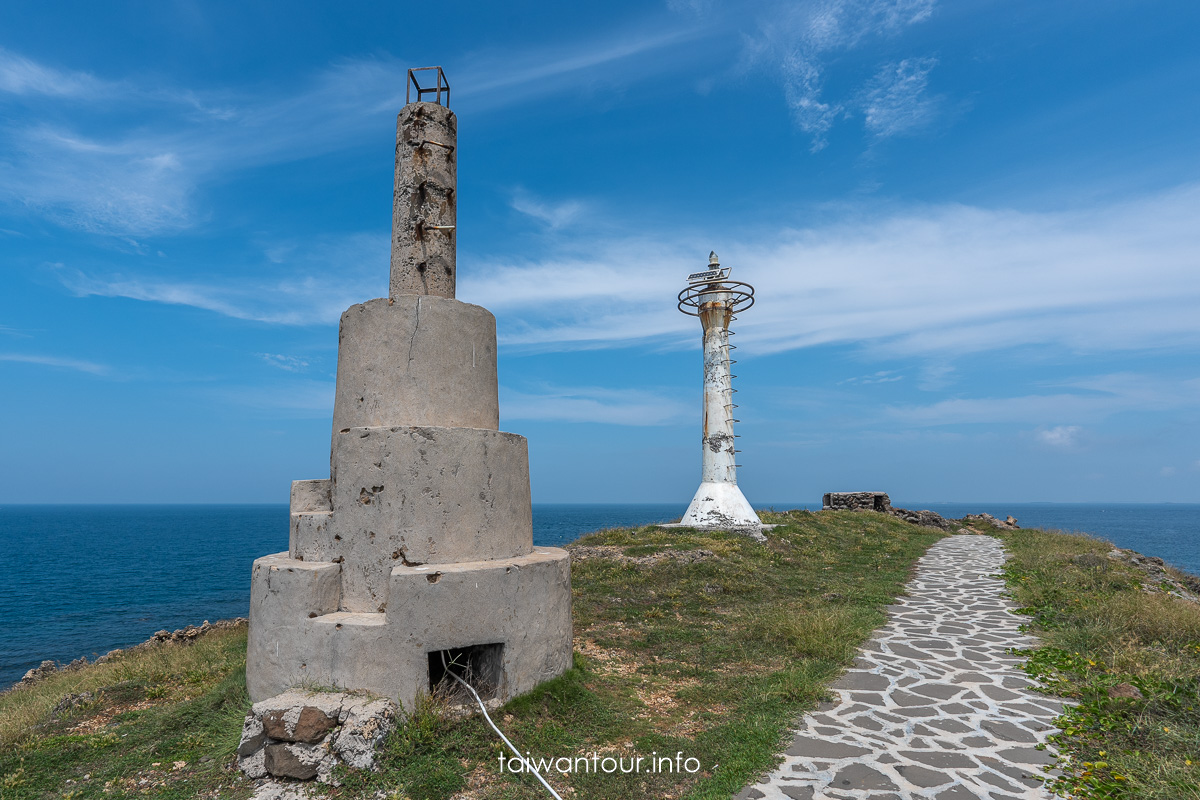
822,492 -> 891,512
237,690 -> 395,783
246,69 -> 573,710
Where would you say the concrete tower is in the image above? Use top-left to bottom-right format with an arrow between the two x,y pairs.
676,252 -> 762,529
246,69 -> 573,708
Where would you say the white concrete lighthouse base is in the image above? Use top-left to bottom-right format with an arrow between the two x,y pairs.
678,481 -> 763,530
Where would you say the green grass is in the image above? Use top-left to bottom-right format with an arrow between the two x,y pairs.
995,525 -> 1200,799
0,627 -> 252,799
0,511 -> 942,799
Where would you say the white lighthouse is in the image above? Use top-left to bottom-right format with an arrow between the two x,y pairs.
676,252 -> 763,530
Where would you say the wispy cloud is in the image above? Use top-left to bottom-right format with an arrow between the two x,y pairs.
501,385 -> 689,426
739,0 -> 937,148
3,125 -> 192,234
0,352 -> 108,374
56,232 -> 385,325
0,26 -> 703,236
0,47 -> 108,97
1036,425 -> 1082,447
861,56 -> 940,138
59,183 -> 1200,365
510,190 -> 587,229
838,370 -> 904,385
258,353 -> 309,372
456,27 -> 704,111
884,374 -> 1200,428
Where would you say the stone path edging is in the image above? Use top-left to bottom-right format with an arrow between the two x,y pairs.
736,534 -> 1067,800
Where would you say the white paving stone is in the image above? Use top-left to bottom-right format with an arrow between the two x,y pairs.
736,535 -> 1066,800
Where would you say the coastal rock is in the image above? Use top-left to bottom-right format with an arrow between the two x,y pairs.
240,747 -> 268,780
51,690 -> 95,717
961,513 -> 1020,530
1106,548 -> 1199,602
238,715 -> 266,756
20,660 -> 58,685
264,742 -> 331,781
238,689 -> 397,783
332,696 -> 396,769
143,617 -> 248,648
890,507 -> 954,532
1108,683 -> 1144,700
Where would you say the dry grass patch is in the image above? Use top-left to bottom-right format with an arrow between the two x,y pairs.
0,624 -> 247,749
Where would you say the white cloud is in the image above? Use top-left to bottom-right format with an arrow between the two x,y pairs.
839,370 -> 904,385
59,183 -> 1200,367
3,126 -> 192,234
0,47 -> 107,97
510,190 -> 587,229
1036,425 -> 1081,447
1161,466 -> 1177,477
861,56 -> 939,138
0,353 -> 108,374
739,0 -> 936,148
475,183 -> 1200,358
56,232 -> 385,325
501,385 -> 689,426
883,375 -> 1200,428
0,28 -> 703,236
258,354 -> 310,372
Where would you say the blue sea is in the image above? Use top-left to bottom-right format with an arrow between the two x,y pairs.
2,502 -> 1197,690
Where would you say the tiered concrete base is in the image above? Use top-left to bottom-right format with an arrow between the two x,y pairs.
246,547 -> 572,707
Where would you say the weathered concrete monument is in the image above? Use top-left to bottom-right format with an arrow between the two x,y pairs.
675,253 -> 764,530
246,68 -> 573,709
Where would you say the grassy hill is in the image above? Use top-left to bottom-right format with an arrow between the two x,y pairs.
2,511 -> 1197,799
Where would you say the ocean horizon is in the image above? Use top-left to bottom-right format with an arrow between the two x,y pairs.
2,501 -> 1197,690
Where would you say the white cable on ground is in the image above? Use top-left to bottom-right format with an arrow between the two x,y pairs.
440,651 -> 564,800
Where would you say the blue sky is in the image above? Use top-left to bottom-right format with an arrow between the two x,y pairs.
2,0 -> 1198,505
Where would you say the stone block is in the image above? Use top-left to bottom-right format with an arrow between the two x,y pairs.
320,425 -> 533,611
246,555 -> 341,702
262,706 -> 339,743
289,511 -> 332,559
291,479 -> 332,513
823,492 -> 891,512
332,696 -> 396,769
264,742 -> 331,780
330,297 -> 497,447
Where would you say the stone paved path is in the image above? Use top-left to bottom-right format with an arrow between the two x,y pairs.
736,535 -> 1067,800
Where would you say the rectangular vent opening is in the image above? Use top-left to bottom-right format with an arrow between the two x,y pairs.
428,642 -> 504,702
